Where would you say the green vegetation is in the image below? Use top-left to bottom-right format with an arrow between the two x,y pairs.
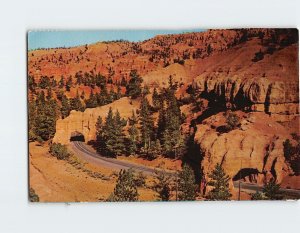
283,136 -> 300,175
96,107 -> 126,157
154,169 -> 172,201
250,179 -> 283,200
126,70 -> 143,99
177,164 -> 197,201
49,143 -> 71,160
128,110 -> 139,155
29,91 -> 59,141
108,169 -> 139,202
251,191 -> 265,200
263,179 -> 283,200
225,111 -> 240,131
29,188 -> 40,202
207,163 -> 232,200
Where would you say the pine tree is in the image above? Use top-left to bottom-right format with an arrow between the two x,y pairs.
111,110 -> 126,156
177,164 -> 197,201
139,96 -> 154,155
263,179 -> 283,200
101,108 -> 126,156
126,70 -> 143,99
207,163 -> 232,200
46,87 -> 52,100
61,95 -> 70,119
34,96 -> 59,141
161,88 -> 183,157
70,90 -> 84,112
116,85 -> 122,99
152,87 -> 160,109
28,76 -> 37,92
65,76 -> 72,91
120,76 -> 127,86
59,75 -> 65,88
95,115 -> 107,153
85,90 -> 98,108
154,169 -> 171,201
128,110 -> 139,155
95,72 -> 106,88
108,169 -> 139,202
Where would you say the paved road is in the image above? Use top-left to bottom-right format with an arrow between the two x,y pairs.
71,141 -> 172,175
233,180 -> 300,199
72,141 -> 300,198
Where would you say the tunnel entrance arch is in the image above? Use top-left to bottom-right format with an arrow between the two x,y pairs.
70,131 -> 85,142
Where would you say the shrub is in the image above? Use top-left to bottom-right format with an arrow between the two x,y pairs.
49,143 -> 71,160
134,172 -> 146,187
108,169 -> 139,202
225,112 -> 240,130
29,188 -> 40,202
251,191 -> 265,200
263,179 -> 283,200
252,50 -> 264,62
153,169 -> 171,201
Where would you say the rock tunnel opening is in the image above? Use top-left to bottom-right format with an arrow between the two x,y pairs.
70,131 -> 85,142
232,168 -> 260,183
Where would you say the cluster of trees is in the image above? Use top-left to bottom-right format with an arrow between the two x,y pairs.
95,108 -> 127,157
108,163 -> 233,202
29,90 -> 59,142
251,179 -> 283,200
95,76 -> 186,160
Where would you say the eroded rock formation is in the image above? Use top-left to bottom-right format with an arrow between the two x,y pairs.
194,111 -> 298,186
53,97 -> 138,144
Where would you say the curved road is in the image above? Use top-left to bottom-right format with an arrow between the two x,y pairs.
72,141 -> 300,199
71,141 -> 171,175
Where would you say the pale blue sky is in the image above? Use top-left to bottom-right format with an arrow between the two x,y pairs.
28,29 -> 205,50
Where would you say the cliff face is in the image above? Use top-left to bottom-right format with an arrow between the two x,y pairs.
194,75 -> 299,115
53,97 -> 138,145
194,111 -> 298,186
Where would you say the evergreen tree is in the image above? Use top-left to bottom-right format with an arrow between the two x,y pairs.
65,76 -> 72,91
59,75 -> 65,88
111,110 -> 126,156
126,70 -> 143,99
154,169 -> 171,201
116,85 -> 122,99
263,179 -> 283,200
177,164 -> 197,201
139,96 -> 154,155
101,108 -> 126,156
46,87 -> 52,100
128,110 -> 139,155
95,72 -> 106,88
108,169 -> 139,202
95,116 -> 106,152
152,87 -> 160,109
161,85 -> 183,157
28,75 -> 37,92
157,100 -> 166,140
207,163 -> 232,200
61,95 -> 70,119
85,90 -> 98,108
120,76 -> 127,86
70,90 -> 84,112
34,96 -> 59,141
39,76 -> 50,89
